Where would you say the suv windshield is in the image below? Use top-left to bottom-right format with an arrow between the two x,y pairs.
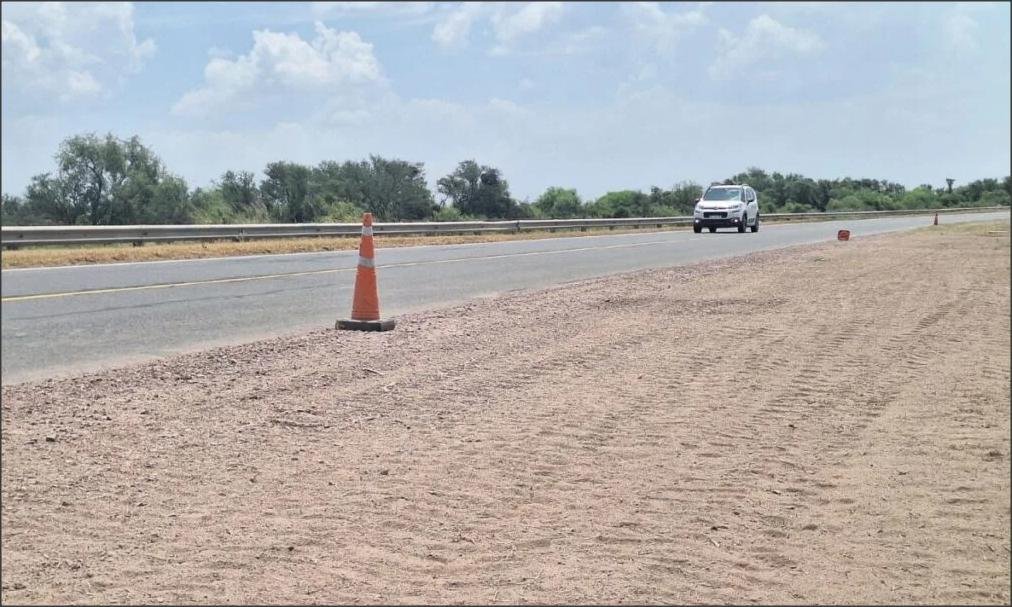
703,188 -> 743,201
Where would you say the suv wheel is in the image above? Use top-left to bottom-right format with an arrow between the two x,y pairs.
750,214 -> 760,233
737,217 -> 746,233
693,225 -> 702,234
708,227 -> 717,233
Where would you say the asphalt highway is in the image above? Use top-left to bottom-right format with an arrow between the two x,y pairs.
2,211 -> 1007,384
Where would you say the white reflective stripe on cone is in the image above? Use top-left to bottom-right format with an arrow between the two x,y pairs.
358,256 -> 375,268
362,227 -> 374,236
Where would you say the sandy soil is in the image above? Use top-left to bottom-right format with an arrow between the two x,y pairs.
2,222 -> 1009,604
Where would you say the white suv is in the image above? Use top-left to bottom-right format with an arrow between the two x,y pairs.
693,184 -> 760,233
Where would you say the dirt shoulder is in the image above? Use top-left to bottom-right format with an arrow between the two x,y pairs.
2,222 -> 1009,604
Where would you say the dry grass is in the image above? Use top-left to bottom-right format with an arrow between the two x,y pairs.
0,226 -> 684,269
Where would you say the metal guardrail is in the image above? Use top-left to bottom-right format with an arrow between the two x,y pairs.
1,207 -> 1006,248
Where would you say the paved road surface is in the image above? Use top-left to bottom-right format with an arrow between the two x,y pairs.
2,212 -> 1007,384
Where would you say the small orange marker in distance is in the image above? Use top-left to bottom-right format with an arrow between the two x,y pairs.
336,213 -> 396,332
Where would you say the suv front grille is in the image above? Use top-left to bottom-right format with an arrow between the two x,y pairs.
703,212 -> 727,219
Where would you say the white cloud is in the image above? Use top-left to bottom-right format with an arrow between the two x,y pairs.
173,21 -> 382,117
65,71 -> 103,97
433,2 -> 564,53
944,13 -> 979,54
431,3 -> 484,49
1,20 -> 41,63
207,46 -> 234,60
709,14 -> 825,80
1,2 -> 155,102
555,26 -> 608,56
489,2 -> 564,55
487,97 -> 528,117
625,2 -> 707,54
491,2 -> 563,43
311,2 -> 434,18
312,1 -> 380,14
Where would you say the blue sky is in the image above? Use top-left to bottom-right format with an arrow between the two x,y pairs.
2,1 -> 1009,202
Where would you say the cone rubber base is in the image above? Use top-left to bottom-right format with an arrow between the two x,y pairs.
336,318 -> 396,332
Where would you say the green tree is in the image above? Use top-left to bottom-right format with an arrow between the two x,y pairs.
0,194 -> 20,224
53,133 -> 127,224
316,156 -> 434,221
0,194 -> 45,225
261,161 -> 314,222
826,189 -> 897,211
437,160 -> 481,213
779,201 -> 815,213
137,176 -> 193,224
900,186 -> 938,210
17,133 -> 193,225
587,190 -> 649,218
978,189 -> 1011,206
667,181 -> 703,214
430,205 -> 471,221
107,138 -> 189,224
437,160 -> 518,218
535,187 -> 583,218
22,174 -> 80,224
189,187 -> 233,224
220,170 -> 265,216
728,167 -> 773,193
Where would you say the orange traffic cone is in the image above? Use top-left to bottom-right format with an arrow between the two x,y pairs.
336,213 -> 396,332
933,212 -> 939,226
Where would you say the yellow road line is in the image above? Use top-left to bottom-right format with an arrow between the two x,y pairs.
1,238 -> 674,303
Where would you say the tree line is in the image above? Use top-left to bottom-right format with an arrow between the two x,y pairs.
2,133 -> 1009,226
